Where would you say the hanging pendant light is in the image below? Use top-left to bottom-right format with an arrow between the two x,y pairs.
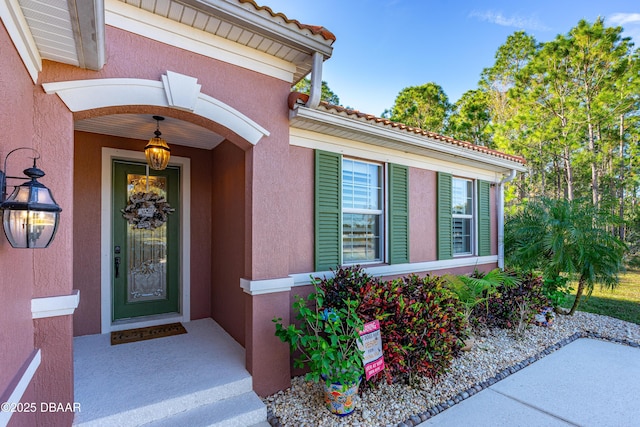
145,115 -> 171,170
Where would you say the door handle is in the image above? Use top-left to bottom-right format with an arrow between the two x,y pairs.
115,257 -> 121,278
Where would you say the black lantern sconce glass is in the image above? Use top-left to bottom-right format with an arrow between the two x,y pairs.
0,148 -> 62,248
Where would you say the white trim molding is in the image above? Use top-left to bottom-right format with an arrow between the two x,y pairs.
31,290 -> 80,319
0,349 -> 41,427
240,277 -> 293,296
290,128 -> 505,183
0,0 -> 43,83
291,107 -> 527,175
42,71 -> 270,145
105,0 -> 296,82
290,256 -> 500,286
100,148 -> 191,333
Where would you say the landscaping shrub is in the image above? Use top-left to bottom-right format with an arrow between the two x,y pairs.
474,273 -> 549,331
358,274 -> 468,385
316,265 -> 376,309
542,275 -> 573,308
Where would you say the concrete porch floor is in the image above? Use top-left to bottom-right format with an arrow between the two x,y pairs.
73,318 -> 267,426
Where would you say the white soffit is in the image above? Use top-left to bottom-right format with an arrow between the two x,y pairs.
9,0 -> 328,81
290,106 -> 527,174
111,0 -> 332,82
17,0 -> 105,70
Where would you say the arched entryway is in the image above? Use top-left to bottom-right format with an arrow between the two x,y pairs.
49,71 -> 268,339
57,72 -> 270,425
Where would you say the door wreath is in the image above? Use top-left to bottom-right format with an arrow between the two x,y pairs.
122,191 -> 175,230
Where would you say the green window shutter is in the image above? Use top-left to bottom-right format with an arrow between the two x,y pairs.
478,180 -> 491,256
389,164 -> 409,264
315,150 -> 342,271
437,172 -> 453,260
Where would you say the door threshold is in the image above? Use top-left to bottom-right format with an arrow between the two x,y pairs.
109,313 -> 187,333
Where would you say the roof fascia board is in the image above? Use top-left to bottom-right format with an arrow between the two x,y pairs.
0,0 -> 42,83
68,0 -> 106,70
292,106 -> 527,173
180,0 -> 333,58
105,0 -> 296,82
290,127 -> 504,182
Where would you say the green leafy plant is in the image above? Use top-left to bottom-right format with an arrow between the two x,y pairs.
506,197 -> 626,315
542,275 -> 573,308
443,268 -> 517,324
273,282 -> 364,385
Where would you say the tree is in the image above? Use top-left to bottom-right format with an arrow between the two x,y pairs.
447,89 -> 491,146
494,21 -> 638,208
565,19 -> 635,208
480,31 -> 537,126
293,78 -> 340,105
505,197 -> 625,315
388,82 -> 451,133
480,31 -> 538,201
514,35 -> 581,201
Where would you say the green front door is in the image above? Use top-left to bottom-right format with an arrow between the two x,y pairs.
112,160 -> 180,321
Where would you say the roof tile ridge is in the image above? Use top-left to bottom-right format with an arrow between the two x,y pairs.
239,0 -> 336,42
294,97 -> 526,165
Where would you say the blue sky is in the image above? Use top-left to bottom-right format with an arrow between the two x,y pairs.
266,0 -> 640,116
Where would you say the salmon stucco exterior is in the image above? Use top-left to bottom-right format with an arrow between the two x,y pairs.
0,1 -> 525,426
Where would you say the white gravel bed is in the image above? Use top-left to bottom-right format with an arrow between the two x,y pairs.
264,312 -> 640,427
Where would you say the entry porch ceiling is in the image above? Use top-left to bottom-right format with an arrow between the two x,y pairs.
75,114 -> 226,150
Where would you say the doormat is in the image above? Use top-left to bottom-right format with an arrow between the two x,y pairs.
111,323 -> 187,345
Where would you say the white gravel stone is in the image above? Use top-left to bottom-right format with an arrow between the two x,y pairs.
264,312 -> 640,427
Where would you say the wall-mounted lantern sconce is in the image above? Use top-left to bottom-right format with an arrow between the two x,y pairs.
145,115 -> 171,170
0,148 -> 62,248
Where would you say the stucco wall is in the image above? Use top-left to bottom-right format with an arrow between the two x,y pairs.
73,131 -> 214,336
288,146 -> 314,274
0,17 -> 37,417
211,141 -> 246,345
1,18 -> 76,427
410,168 -> 438,262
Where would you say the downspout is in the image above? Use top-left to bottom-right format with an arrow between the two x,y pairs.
498,169 -> 517,269
305,52 -> 323,109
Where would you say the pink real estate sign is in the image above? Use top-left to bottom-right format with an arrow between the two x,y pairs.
359,320 -> 385,380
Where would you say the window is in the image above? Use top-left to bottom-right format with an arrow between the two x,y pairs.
315,150 -> 409,271
452,178 -> 473,255
342,159 -> 383,263
437,172 -> 491,260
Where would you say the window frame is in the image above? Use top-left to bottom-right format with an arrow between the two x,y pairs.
451,177 -> 475,256
341,157 -> 385,265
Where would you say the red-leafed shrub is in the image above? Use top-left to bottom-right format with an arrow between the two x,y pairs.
358,274 -> 468,385
317,265 -> 377,309
473,273 -> 549,331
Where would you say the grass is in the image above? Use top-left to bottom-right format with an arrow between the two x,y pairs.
563,270 -> 640,325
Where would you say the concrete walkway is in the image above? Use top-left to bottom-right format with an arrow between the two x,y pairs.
419,338 -> 640,427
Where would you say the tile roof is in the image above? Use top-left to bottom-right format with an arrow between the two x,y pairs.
288,92 -> 526,165
239,0 -> 336,43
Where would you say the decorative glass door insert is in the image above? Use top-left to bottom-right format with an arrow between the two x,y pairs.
126,174 -> 168,302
